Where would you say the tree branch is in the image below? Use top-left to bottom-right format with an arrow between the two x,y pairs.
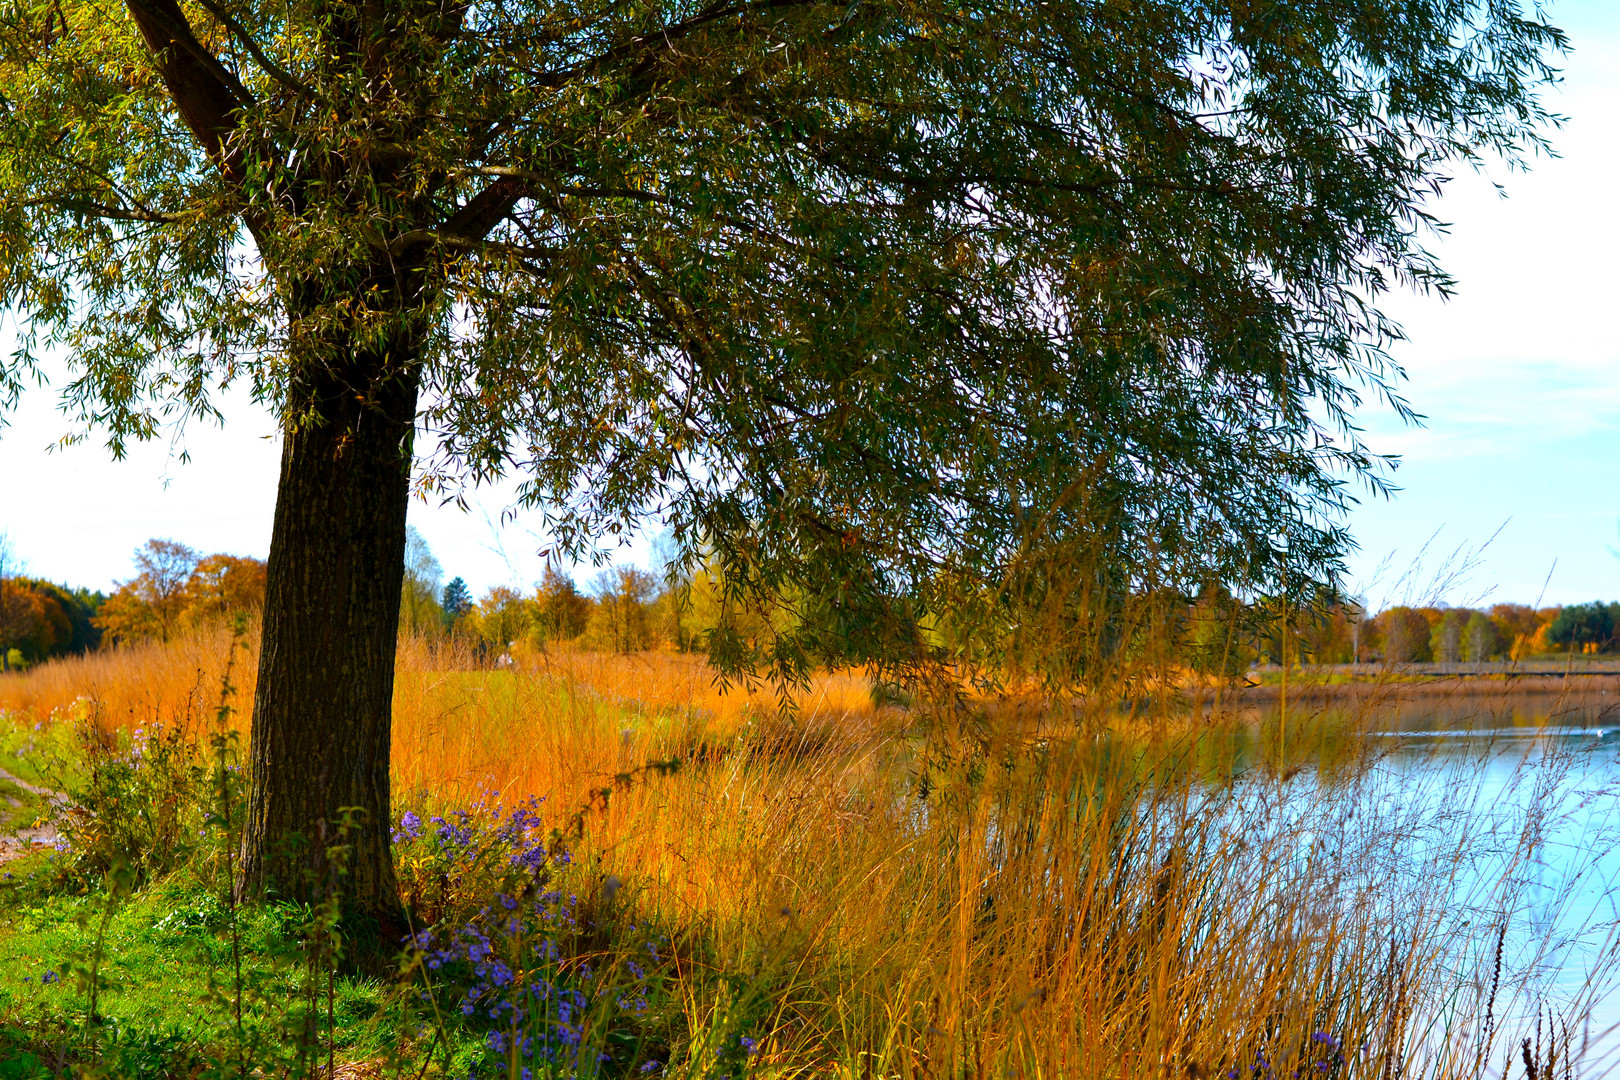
123,0 -> 256,193
566,0 -> 824,85
25,196 -> 182,223
439,176 -> 530,242
192,0 -> 327,107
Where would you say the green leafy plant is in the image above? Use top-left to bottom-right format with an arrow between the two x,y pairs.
53,721 -> 208,889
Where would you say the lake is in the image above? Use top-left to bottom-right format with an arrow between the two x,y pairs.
1274,688 -> 1620,1072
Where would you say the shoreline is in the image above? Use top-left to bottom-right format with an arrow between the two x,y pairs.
1234,668 -> 1620,702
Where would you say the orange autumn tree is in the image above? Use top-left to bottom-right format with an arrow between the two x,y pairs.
0,579 -> 72,668
184,553 -> 270,629
95,540 -> 267,646
0,536 -> 80,668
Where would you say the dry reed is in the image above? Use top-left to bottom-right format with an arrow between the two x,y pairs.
1,626 -> 1611,1078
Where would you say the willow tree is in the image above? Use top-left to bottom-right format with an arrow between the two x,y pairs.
0,0 -> 1562,913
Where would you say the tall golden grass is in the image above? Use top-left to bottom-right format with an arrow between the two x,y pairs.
0,622 -> 256,732
0,626 -> 1606,1078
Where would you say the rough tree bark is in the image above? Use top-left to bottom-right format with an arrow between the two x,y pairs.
115,0 -> 495,915
239,316 -> 422,915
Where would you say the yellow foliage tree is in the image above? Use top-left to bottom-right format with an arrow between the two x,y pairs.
582,568 -> 659,654
468,586 -> 532,654
530,568 -> 591,647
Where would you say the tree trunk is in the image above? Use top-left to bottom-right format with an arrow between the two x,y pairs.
239,332 -> 421,920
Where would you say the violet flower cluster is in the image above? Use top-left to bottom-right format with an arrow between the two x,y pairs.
1226,1032 -> 1346,1080
395,798 -> 663,1078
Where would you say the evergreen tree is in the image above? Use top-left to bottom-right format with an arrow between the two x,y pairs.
441,577 -> 473,626
1546,603 -> 1617,651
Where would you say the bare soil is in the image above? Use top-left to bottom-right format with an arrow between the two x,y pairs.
0,764 -> 60,866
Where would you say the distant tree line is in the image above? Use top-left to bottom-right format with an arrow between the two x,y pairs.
0,536 -> 268,669
1360,604 -> 1546,664
1265,601 -> 1618,666
8,529 -> 1619,674
396,526 -> 780,659
0,577 -> 104,668
1094,592 -> 1613,677
3,528 -> 735,669
0,529 -> 100,669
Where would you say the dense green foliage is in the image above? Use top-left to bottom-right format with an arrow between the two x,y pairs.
0,0 -> 1566,689
1545,602 -> 1620,650
0,713 -> 682,1078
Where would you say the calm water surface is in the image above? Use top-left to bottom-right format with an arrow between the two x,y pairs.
1316,690 -> 1620,1047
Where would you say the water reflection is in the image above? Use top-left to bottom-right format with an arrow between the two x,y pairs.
1355,690 -> 1620,733
1290,690 -> 1620,1052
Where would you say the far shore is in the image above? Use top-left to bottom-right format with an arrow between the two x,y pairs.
1235,661 -> 1620,701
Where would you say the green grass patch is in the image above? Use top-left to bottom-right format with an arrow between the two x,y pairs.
0,875 -> 397,1075
0,716 -> 83,792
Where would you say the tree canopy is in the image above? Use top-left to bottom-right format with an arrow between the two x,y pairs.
1,0 -> 1565,672
1546,602 -> 1619,651
92,538 -> 266,644
0,0 -> 1566,908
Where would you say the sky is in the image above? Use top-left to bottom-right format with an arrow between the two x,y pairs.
1340,0 -> 1620,611
1,1 -> 1618,611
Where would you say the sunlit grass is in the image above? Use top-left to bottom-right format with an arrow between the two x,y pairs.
0,628 -> 1614,1076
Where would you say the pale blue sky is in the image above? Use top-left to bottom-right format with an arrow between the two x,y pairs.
2,1 -> 1618,609
1342,0 -> 1620,610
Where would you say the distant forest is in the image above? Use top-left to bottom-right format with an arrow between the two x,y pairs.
4,534 -> 1619,673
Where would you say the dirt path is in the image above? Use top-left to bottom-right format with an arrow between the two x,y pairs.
0,764 -> 62,866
